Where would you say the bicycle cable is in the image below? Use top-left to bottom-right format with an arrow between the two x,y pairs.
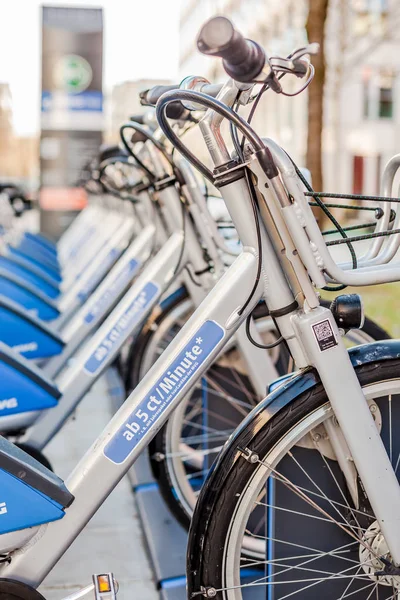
230,92 -> 284,349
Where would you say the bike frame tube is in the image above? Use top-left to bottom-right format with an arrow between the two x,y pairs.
291,306 -> 400,563
60,207 -> 123,285
53,217 -> 136,329
21,230 -> 185,451
2,249 -> 263,587
8,75 -> 400,588
43,224 -> 156,379
13,137 -> 274,449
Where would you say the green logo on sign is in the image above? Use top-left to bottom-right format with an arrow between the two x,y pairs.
54,54 -> 93,94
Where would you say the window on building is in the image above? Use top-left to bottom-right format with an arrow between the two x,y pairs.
353,0 -> 388,35
353,0 -> 388,10
378,71 -> 394,118
362,68 -> 394,120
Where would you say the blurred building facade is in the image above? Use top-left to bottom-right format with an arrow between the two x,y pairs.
0,83 -> 39,188
109,79 -> 172,142
180,0 -> 400,195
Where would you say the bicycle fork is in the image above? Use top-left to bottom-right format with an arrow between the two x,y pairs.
291,305 -> 400,565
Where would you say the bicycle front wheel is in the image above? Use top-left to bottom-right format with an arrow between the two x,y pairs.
188,357 -> 400,600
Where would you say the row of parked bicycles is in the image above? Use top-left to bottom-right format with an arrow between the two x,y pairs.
1,15 -> 400,600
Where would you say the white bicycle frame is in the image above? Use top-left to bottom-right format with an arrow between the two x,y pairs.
2,75 -> 399,589
0,132 -> 271,451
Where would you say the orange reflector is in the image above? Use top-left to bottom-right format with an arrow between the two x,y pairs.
97,575 -> 111,593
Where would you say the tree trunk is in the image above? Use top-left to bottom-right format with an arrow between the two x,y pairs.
306,0 -> 329,200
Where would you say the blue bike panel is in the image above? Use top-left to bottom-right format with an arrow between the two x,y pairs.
83,258 -> 140,325
8,247 -> 62,283
84,281 -> 160,375
104,320 -> 225,464
0,304 -> 64,359
0,274 -> 60,321
77,248 -> 121,303
23,232 -> 57,254
0,470 -> 64,535
20,234 -> 59,260
0,360 -> 59,416
0,257 -> 60,299
16,240 -> 60,271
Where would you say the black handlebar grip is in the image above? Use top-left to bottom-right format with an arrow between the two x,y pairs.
165,100 -> 189,120
197,16 -> 265,83
144,84 -> 181,107
130,114 -> 145,125
130,131 -> 147,144
98,144 -> 129,163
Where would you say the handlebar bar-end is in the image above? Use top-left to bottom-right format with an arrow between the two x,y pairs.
197,16 -> 265,83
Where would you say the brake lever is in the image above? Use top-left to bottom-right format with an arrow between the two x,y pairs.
270,46 -> 318,82
291,43 -> 320,59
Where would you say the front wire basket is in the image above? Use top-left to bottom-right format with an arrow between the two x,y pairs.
306,191 -> 400,249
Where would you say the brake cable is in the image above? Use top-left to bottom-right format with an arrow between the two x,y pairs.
230,93 -> 285,349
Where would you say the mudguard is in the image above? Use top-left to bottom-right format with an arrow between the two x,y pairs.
0,271 -> 60,321
23,231 -> 57,254
12,242 -> 60,274
0,342 -> 60,417
7,247 -> 62,284
0,296 -> 64,358
0,256 -> 60,299
0,437 -> 73,536
187,339 -> 400,586
18,236 -> 59,266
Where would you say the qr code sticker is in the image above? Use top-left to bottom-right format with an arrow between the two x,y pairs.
313,321 -> 332,341
312,319 -> 337,351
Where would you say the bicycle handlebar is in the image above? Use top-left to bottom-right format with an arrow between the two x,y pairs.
197,16 -> 265,83
142,81 -> 223,108
142,84 -> 180,106
130,114 -> 145,125
98,144 -> 129,163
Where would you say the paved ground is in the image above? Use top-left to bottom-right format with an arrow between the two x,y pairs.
39,374 -> 158,600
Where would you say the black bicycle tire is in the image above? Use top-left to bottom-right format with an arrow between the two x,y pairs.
187,357 -> 400,598
125,290 -> 390,529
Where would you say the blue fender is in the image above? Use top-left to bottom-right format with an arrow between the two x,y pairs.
0,469 -> 65,534
0,271 -> 60,321
159,285 -> 187,311
187,338 -> 400,582
7,247 -> 62,283
19,235 -> 59,263
214,339 -> 400,465
23,231 -> 57,254
13,241 -> 60,273
0,342 -> 60,416
0,296 -> 64,358
0,257 -> 60,299
0,437 -> 73,535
